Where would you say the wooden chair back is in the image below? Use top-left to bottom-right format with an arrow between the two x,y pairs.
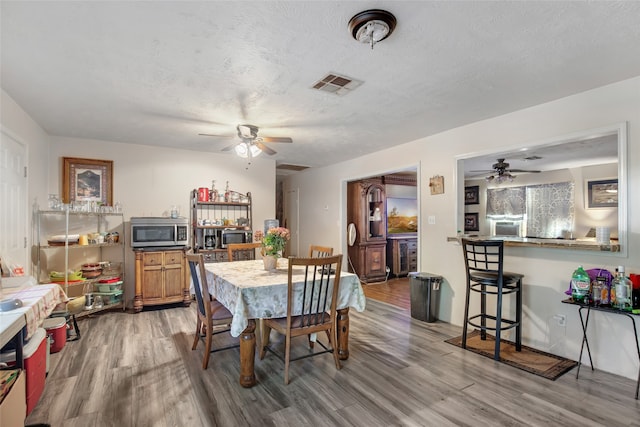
260,254 -> 343,384
308,245 -> 334,258
187,253 -> 212,321
227,242 -> 262,261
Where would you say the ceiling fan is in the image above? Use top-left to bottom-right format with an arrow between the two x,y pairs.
199,124 -> 292,158
472,158 -> 541,182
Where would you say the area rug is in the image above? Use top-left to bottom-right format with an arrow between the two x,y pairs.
445,330 -> 577,380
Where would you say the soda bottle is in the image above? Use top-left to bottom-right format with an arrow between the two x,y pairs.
612,266 -> 632,311
571,265 -> 590,303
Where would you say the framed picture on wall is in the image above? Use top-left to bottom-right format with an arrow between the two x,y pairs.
62,157 -> 113,206
464,212 -> 479,232
586,178 -> 617,209
464,185 -> 480,205
386,197 -> 418,234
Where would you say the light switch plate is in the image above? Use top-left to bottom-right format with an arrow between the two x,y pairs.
428,215 -> 436,225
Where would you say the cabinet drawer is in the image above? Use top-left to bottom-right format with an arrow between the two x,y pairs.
142,253 -> 163,266
164,251 -> 183,265
407,241 -> 417,250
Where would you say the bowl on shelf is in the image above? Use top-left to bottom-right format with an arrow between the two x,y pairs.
81,263 -> 102,279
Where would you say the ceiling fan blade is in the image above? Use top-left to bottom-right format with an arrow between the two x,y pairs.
255,140 -> 277,155
260,136 -> 293,143
221,143 -> 239,152
199,133 -> 233,138
508,169 -> 541,173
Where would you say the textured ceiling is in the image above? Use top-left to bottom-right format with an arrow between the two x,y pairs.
2,1 -> 640,175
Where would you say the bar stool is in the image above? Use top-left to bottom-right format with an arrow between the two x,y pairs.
461,238 -> 523,360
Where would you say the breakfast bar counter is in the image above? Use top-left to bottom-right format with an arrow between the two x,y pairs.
448,235 -> 620,252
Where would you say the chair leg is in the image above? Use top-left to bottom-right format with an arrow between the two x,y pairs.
259,324 -> 271,360
192,317 -> 201,351
461,279 -> 471,349
284,333 -> 291,385
202,322 -> 213,370
308,334 -> 315,349
330,326 -> 341,370
494,282 -> 503,361
515,279 -> 522,352
480,284 -> 487,341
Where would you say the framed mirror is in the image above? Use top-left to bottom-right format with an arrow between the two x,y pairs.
455,122 -> 627,255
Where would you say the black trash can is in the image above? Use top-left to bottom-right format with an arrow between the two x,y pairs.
409,272 -> 442,322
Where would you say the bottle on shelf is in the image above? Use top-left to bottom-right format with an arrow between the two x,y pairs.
224,181 -> 230,203
612,266 -> 632,311
571,265 -> 590,303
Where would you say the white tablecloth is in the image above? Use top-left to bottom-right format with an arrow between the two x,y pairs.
203,259 -> 366,337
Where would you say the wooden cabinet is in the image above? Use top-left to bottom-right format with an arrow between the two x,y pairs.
133,249 -> 190,312
387,236 -> 417,277
347,180 -> 387,283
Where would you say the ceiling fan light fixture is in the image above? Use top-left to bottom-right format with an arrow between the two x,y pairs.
349,9 -> 396,49
234,142 -> 262,158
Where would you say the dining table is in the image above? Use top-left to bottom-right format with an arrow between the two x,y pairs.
203,258 -> 366,387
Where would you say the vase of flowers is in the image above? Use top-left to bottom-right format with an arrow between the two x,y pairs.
254,227 -> 290,271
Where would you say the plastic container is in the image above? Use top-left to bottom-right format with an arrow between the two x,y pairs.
43,317 -> 67,353
93,290 -> 123,305
0,328 -> 47,416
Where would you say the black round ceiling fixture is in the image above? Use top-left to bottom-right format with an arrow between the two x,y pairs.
348,9 -> 397,49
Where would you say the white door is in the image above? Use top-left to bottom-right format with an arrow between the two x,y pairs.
284,187 -> 299,256
0,129 -> 28,275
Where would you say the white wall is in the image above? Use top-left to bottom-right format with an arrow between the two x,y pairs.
284,76 -> 640,380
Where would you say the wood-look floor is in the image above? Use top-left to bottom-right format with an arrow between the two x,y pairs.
27,290 -> 640,426
361,277 -> 411,310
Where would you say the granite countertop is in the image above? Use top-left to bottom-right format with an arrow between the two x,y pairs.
447,235 -> 621,252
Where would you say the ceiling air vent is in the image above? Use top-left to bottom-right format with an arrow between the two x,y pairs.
311,73 -> 363,96
523,155 -> 542,161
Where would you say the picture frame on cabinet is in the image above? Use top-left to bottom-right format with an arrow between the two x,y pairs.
464,212 -> 479,232
464,185 -> 480,205
585,178 -> 618,209
62,157 -> 113,206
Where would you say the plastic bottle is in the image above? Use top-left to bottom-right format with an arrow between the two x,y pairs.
612,266 -> 632,311
571,265 -> 590,303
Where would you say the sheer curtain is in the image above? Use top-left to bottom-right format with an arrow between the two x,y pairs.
486,187 -> 526,219
525,182 -> 575,238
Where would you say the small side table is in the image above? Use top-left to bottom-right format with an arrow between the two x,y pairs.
562,298 -> 640,399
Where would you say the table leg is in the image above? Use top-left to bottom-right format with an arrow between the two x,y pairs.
239,319 -> 256,388
336,308 -> 350,360
576,307 -> 594,379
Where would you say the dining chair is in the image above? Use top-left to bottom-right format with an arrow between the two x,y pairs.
186,253 -> 238,369
259,254 -> 343,384
461,238 -> 523,361
308,245 -> 333,258
227,242 -> 262,261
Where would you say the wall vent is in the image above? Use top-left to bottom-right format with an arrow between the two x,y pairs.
311,73 -> 363,96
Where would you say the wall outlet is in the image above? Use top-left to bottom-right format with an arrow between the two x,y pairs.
553,314 -> 566,327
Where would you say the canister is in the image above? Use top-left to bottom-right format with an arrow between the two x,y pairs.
198,187 -> 210,202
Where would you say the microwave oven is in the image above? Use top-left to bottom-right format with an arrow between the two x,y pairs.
220,229 -> 252,248
130,217 -> 189,248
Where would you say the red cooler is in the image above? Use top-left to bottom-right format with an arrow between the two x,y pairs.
0,328 -> 47,416
43,317 -> 67,353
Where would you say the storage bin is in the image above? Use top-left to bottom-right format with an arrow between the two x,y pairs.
95,280 -> 123,293
43,317 -> 67,353
93,290 -> 123,305
0,328 -> 47,416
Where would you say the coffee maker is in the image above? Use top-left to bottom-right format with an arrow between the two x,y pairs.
204,229 -> 216,249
